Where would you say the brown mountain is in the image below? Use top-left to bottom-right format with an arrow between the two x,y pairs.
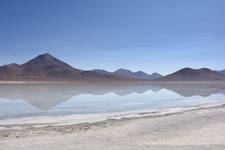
158,68 -> 225,81
0,53 -> 127,81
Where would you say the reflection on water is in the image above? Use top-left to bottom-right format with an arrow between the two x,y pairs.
0,82 -> 225,119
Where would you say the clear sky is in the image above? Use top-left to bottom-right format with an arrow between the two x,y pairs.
0,0 -> 225,75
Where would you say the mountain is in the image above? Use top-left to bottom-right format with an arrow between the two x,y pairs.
113,69 -> 162,80
0,63 -> 21,79
113,69 -> 136,78
19,53 -> 83,80
158,68 -> 225,81
217,69 -> 225,76
0,53 -> 126,81
92,69 -> 112,75
134,71 -> 162,80
150,73 -> 163,79
0,53 -> 83,81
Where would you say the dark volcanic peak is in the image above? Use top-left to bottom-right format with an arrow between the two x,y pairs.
0,53 -> 84,81
28,53 -> 55,62
20,53 -> 82,79
37,53 -> 53,58
26,53 -> 58,62
159,67 -> 225,81
22,53 -> 79,71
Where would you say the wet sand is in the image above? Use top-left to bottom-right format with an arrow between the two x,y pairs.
0,106 -> 225,150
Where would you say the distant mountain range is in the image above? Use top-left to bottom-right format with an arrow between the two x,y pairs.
93,68 -> 162,80
0,53 -> 161,81
0,53 -> 224,82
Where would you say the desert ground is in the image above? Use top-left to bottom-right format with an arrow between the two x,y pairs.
0,105 -> 225,150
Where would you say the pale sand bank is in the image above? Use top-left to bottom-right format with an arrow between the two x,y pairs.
0,105 -> 225,150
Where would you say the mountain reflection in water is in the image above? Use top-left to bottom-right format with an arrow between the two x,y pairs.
0,82 -> 225,119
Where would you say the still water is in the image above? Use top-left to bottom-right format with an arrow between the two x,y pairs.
0,83 -> 225,120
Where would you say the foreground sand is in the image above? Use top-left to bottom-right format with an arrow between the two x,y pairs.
1,106 -> 225,150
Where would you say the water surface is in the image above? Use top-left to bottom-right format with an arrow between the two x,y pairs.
0,82 -> 225,120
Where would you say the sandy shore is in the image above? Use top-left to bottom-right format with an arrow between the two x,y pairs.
0,106 -> 225,150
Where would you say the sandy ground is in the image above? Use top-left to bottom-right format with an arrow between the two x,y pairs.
0,107 -> 225,150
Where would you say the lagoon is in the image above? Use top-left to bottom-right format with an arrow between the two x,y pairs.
0,82 -> 225,124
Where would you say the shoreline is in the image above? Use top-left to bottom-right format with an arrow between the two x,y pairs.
0,102 -> 225,126
1,102 -> 225,150
1,102 -> 225,138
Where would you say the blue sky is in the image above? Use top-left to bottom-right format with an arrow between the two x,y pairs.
0,0 -> 225,75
